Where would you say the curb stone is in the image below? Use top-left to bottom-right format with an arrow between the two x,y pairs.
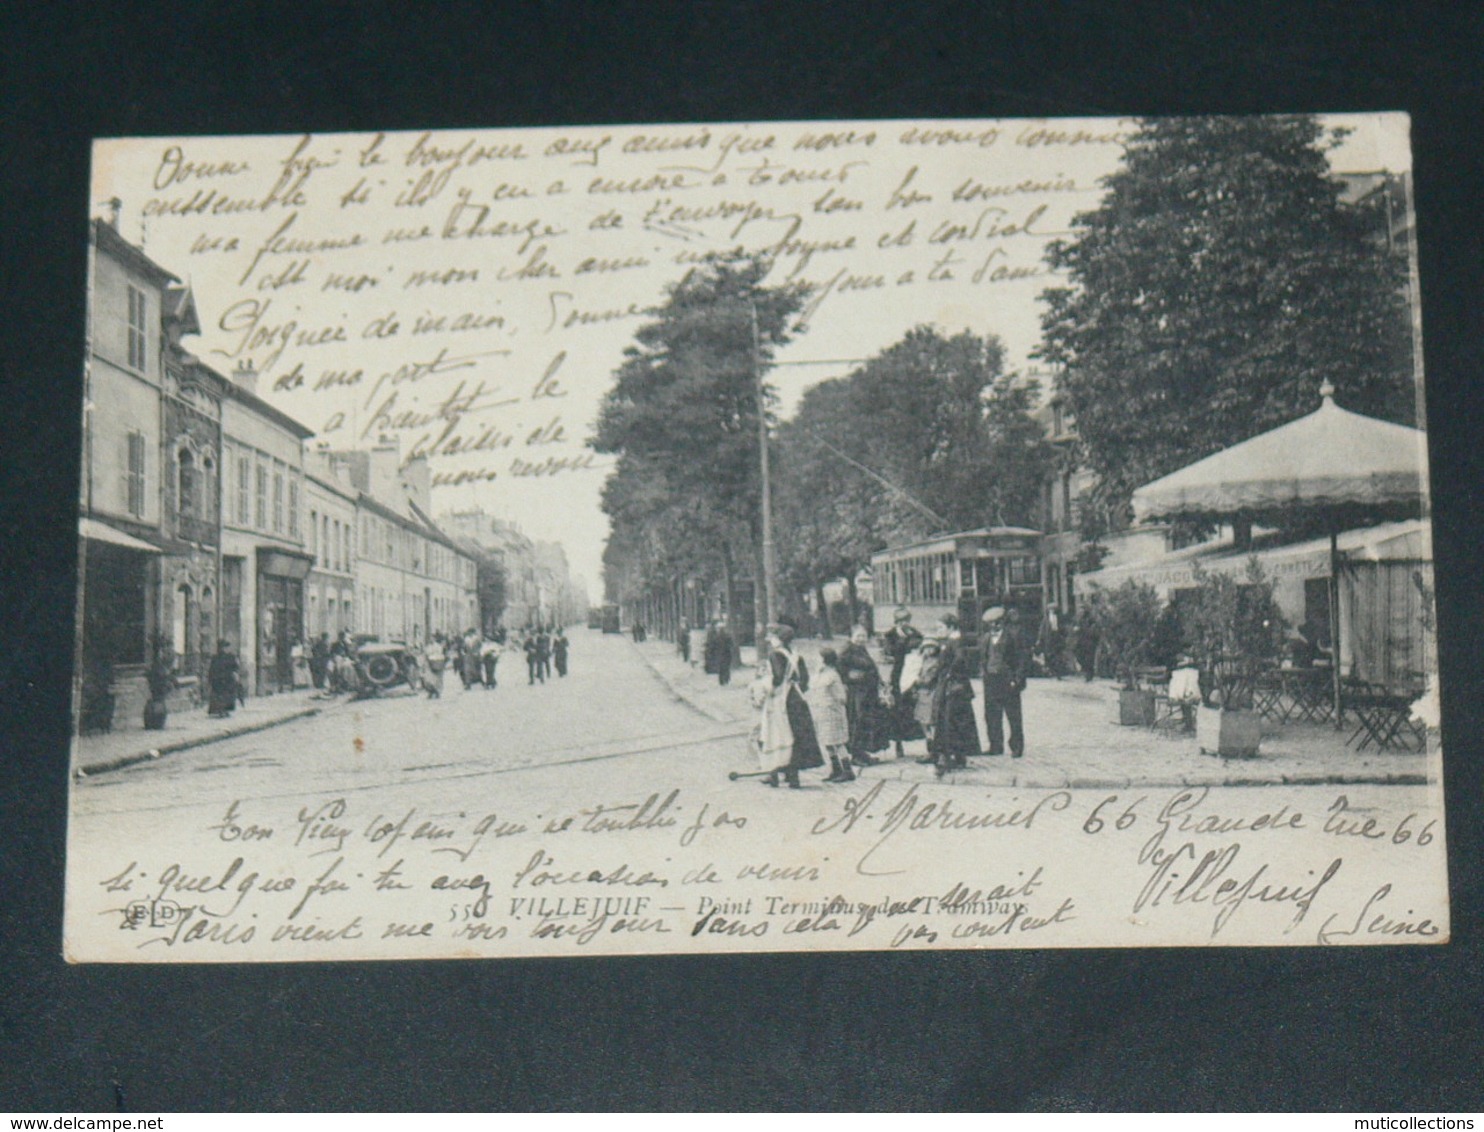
631,646 -> 741,725
74,706 -> 323,779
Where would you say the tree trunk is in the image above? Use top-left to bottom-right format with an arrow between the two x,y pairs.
814,580 -> 832,639
846,573 -> 860,630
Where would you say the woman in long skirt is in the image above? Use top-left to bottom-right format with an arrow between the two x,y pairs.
206,640 -> 239,718
808,648 -> 854,782
839,626 -> 889,766
422,638 -> 446,699
883,608 -> 926,756
929,615 -> 980,775
757,621 -> 824,789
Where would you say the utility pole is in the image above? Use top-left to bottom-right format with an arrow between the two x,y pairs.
750,296 -> 776,646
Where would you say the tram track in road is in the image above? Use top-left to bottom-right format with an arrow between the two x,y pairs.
73,718 -> 753,818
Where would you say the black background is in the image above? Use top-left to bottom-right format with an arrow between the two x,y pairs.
3,1 -> 1482,1112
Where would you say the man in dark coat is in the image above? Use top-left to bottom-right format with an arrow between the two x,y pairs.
702,622 -> 719,674
980,606 -> 1029,757
536,629 -> 552,681
524,633 -> 541,684
711,618 -> 734,686
553,629 -> 569,677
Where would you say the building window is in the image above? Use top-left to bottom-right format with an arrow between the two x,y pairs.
177,447 -> 198,518
254,461 -> 268,529
124,430 -> 146,517
237,453 -> 251,525
202,454 -> 216,523
309,509 -> 318,559
126,285 -> 148,371
288,477 -> 300,538
272,465 -> 285,532
340,521 -> 350,573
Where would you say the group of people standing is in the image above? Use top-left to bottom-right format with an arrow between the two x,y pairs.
748,605 -> 1032,787
520,626 -> 570,685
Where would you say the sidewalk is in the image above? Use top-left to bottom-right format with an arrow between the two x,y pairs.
71,688 -> 333,779
633,636 -> 1436,788
633,637 -> 758,724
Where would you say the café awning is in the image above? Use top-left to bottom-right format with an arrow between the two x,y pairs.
1132,386 -> 1429,526
79,517 -> 161,554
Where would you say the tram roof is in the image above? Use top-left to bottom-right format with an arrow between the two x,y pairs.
870,526 -> 1044,560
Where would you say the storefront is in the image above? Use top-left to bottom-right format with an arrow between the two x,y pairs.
77,518 -> 160,733
1077,519 -> 1433,686
255,547 -> 313,694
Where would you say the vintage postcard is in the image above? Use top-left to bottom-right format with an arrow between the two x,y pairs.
66,114 -> 1446,961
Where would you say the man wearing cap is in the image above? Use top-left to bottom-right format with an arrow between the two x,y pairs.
980,606 -> 1029,757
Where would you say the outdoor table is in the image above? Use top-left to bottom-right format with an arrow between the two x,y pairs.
1342,678 -> 1426,752
1269,665 -> 1334,724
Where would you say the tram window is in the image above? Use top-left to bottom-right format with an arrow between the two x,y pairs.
976,558 -> 998,594
1008,556 -> 1041,586
960,559 -> 975,594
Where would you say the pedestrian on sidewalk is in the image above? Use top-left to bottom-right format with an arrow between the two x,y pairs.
481,634 -> 501,688
677,619 -> 691,665
290,637 -> 311,689
980,606 -> 1029,758
809,647 -> 855,782
755,618 -> 824,789
553,628 -> 570,677
206,640 -> 239,719
462,628 -> 483,688
525,632 -> 543,685
310,632 -> 330,690
537,628 -> 552,681
927,614 -> 979,775
422,637 -> 446,699
711,618 -> 734,686
144,639 -> 174,730
840,626 -> 889,766
883,607 -> 925,758
1074,609 -> 1100,682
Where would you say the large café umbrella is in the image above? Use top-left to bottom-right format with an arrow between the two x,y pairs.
1131,381 -> 1431,720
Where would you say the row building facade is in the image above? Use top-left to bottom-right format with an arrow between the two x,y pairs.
78,216 -> 480,732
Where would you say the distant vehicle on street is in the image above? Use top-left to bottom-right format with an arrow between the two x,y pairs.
351,640 -> 421,698
599,604 -> 622,634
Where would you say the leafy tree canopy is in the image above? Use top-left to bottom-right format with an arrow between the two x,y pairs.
1038,115 -> 1414,518
592,253 -> 808,598
773,325 -> 1051,594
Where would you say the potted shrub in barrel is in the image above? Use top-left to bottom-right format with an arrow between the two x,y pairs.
1182,560 -> 1287,757
1090,581 -> 1163,726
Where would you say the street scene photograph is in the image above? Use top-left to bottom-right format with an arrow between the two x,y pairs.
65,114 -> 1446,961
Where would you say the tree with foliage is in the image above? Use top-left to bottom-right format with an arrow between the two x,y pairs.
591,254 -> 809,626
1039,115 -> 1414,519
771,326 -> 1051,622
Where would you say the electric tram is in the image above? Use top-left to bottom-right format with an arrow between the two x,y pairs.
870,527 -> 1043,643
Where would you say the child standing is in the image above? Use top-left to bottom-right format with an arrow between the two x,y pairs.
809,648 -> 855,783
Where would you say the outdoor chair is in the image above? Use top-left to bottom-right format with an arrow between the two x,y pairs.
1253,666 -> 1287,721
1153,665 -> 1201,734
1341,676 -> 1427,753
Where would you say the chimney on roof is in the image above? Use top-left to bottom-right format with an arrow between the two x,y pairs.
104,198 -> 122,230
232,359 -> 259,397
